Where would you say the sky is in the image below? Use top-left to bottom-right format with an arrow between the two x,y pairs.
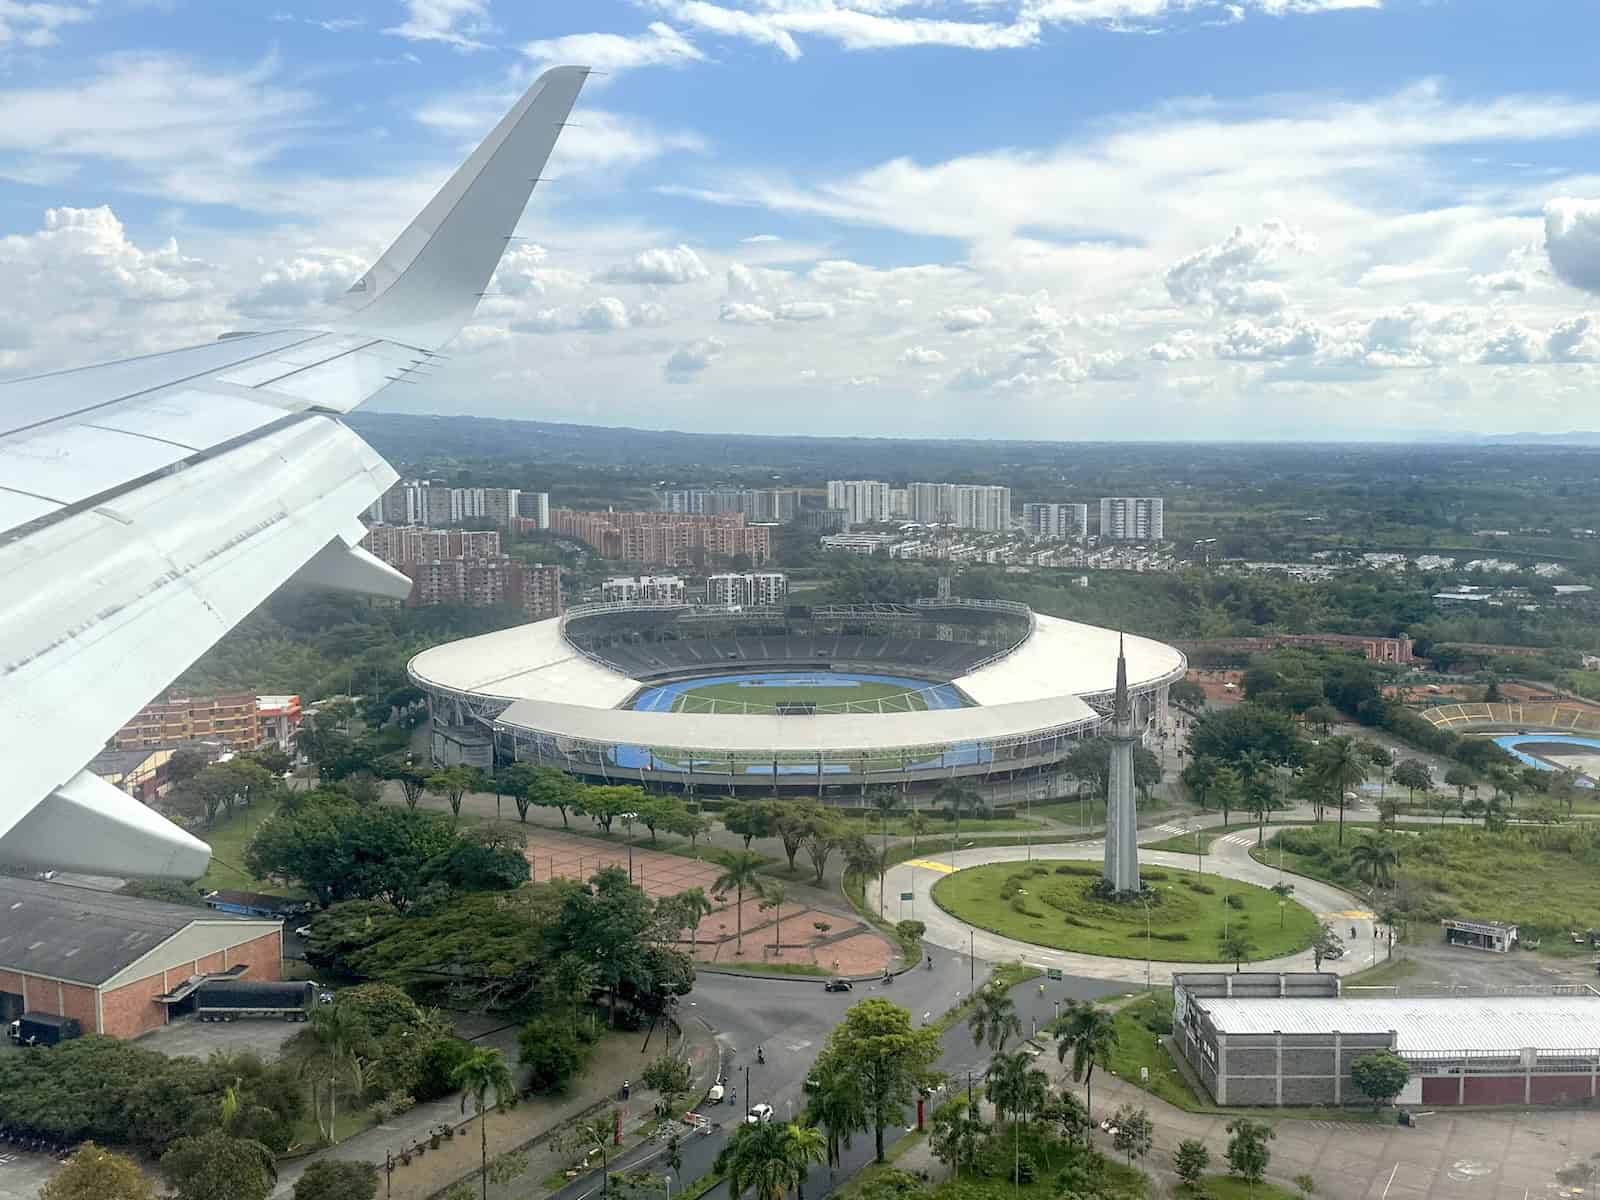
2,0 -> 1599,441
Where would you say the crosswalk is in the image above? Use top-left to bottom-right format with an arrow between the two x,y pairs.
1150,822 -> 1190,835
1217,832 -> 1254,848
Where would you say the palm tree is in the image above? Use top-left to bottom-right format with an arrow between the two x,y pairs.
969,984 -> 1022,1054
546,954 -> 599,1035
669,886 -> 716,947
803,1062 -> 860,1170
985,1050 -> 1048,1124
1348,836 -> 1399,889
906,810 -> 930,850
453,1047 -> 517,1200
712,849 -> 766,954
782,1122 -> 828,1200
759,882 -> 788,957
1314,736 -> 1368,847
715,1120 -> 792,1200
1218,931 -> 1257,973
565,1114 -> 617,1196
1051,1000 -> 1119,1119
285,1002 -> 367,1143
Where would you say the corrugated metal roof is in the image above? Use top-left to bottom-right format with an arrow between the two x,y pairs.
0,877 -> 261,986
1199,995 -> 1600,1055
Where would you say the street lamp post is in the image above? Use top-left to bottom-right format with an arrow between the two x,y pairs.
1142,895 -> 1152,990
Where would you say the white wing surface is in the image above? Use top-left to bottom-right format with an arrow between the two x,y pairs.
0,65 -> 589,879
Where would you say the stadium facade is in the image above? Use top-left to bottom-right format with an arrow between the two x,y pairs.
408,598 -> 1185,796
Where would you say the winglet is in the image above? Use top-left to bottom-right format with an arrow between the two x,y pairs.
336,65 -> 590,348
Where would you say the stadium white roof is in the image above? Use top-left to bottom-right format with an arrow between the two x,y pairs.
496,693 -> 1098,753
409,616 -> 641,709
954,615 -> 1184,705
409,610 -> 1185,715
1199,995 -> 1600,1055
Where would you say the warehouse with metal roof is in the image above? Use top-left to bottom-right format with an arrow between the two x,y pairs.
1172,972 -> 1600,1108
0,877 -> 282,1039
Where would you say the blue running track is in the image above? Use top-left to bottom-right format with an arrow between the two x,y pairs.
1491,733 -> 1600,787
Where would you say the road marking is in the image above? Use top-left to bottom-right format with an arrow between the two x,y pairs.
902,858 -> 956,874
1381,1163 -> 1399,1200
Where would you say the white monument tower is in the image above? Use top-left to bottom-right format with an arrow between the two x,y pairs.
1102,636 -> 1141,892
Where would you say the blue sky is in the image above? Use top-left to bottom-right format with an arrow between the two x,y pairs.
1,0 -> 1598,439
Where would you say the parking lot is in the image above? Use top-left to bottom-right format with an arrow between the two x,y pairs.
135,1011 -> 311,1060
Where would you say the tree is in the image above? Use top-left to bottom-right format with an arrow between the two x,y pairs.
1349,1050 -> 1409,1109
803,1058 -> 861,1169
1189,703 -> 1308,767
1218,930 -> 1256,972
1238,751 -> 1280,846
984,1049 -> 1048,1126
714,1120 -> 793,1200
724,800 -> 778,849
1109,1104 -> 1153,1169
712,849 -> 766,955
1225,1117 -> 1274,1191
802,815 -> 847,885
930,1092 -> 990,1178
810,998 -> 941,1161
559,1114 -> 617,1196
292,1160 -> 379,1200
1348,835 -> 1400,889
1052,999 -> 1119,1119
1312,735 -> 1368,846
526,768 -> 579,827
40,1142 -> 155,1200
284,1003 -> 370,1144
427,766 -> 480,819
1171,678 -> 1207,709
1444,763 -> 1475,809
453,1047 -> 517,1200
759,881 -> 788,955
1311,923 -> 1342,971
782,1122 -> 828,1200
641,1053 -> 694,1105
160,1132 -> 277,1200
1173,1139 -> 1210,1191
1392,759 -> 1432,810
968,984 -> 1022,1054
1210,765 -> 1242,829
771,802 -> 814,872
520,1019 -> 588,1094
905,810 -> 930,849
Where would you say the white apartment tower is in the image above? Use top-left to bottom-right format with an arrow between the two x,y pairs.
1099,497 -> 1165,541
602,575 -> 686,603
1022,503 -> 1089,540
826,480 -> 892,527
707,572 -> 788,607
911,483 -> 1011,531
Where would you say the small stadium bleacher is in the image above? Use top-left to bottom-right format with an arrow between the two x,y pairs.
1419,701 -> 1600,734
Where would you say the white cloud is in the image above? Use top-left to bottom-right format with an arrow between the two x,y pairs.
720,301 -> 774,323
523,22 -> 704,75
235,249 -> 369,318
899,345 -> 945,365
577,296 -> 631,331
1545,198 -> 1600,294
1468,269 -> 1531,293
1216,318 -> 1323,359
602,244 -> 710,285
664,336 -> 724,381
1148,336 -> 1199,362
776,300 -> 835,321
1476,324 -> 1541,364
941,304 -> 993,331
385,0 -> 492,49
635,301 -> 671,327
0,0 -> 91,48
1164,221 -> 1306,313
646,1 -> 802,59
1548,315 -> 1598,362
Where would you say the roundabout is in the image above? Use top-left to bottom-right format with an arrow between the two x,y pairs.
873,829 -> 1380,985
929,858 -> 1319,962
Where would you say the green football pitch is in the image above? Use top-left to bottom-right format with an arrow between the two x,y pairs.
670,678 -> 932,713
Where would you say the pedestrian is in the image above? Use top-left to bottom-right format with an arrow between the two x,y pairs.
623,1080 -> 631,1100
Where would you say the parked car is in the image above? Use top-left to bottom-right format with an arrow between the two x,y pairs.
824,979 -> 853,992
1324,942 -> 1345,960
746,1103 -> 774,1125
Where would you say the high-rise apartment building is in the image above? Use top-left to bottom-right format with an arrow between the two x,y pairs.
398,558 -> 561,617
826,480 -> 892,527
1099,497 -> 1165,541
362,526 -> 500,566
603,575 -> 686,603
664,488 -> 799,523
553,510 -> 770,567
112,693 -> 261,753
889,488 -> 910,518
707,572 -> 788,607
375,481 -> 534,530
1021,502 -> 1089,540
517,491 -> 551,529
909,483 -> 1011,531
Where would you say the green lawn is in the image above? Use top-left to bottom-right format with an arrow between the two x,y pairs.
1141,828 -> 1226,855
662,677 -> 957,713
840,813 -> 1045,837
193,795 -> 299,895
1254,823 -> 1600,951
931,861 -> 1318,962
1198,1176 -> 1302,1200
1034,797 -> 1109,827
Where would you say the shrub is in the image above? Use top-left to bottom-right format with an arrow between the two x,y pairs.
1183,879 -> 1215,894
1225,893 -> 1245,910
294,1159 -> 379,1200
1150,931 -> 1190,942
519,1020 -> 588,1095
414,1036 -> 476,1102
1025,865 -> 1050,878
1142,868 -> 1168,881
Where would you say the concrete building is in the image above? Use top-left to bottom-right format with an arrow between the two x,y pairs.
1022,502 -> 1089,540
1100,496 -> 1165,541
603,575 -> 686,604
908,483 -> 1012,531
254,695 -> 302,752
827,480 -> 892,527
1173,971 -> 1600,1107
1176,633 -> 1413,664
362,525 -> 500,566
889,488 -> 910,518
88,746 -> 174,801
553,510 -> 769,567
799,508 -> 847,534
518,491 -> 551,529
399,558 -> 561,617
112,693 -> 260,754
707,572 -> 789,607
820,533 -> 898,555
0,878 -> 282,1039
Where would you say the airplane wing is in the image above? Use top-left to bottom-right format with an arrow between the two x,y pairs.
0,65 -> 590,879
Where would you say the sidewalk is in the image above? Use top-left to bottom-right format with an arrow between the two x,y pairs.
270,1016 -> 718,1199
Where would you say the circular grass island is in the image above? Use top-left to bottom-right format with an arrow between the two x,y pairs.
930,860 -> 1318,962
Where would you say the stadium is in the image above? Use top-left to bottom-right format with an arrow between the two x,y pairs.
408,598 -> 1186,797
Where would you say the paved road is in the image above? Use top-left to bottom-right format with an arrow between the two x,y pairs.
874,829 -> 1377,985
